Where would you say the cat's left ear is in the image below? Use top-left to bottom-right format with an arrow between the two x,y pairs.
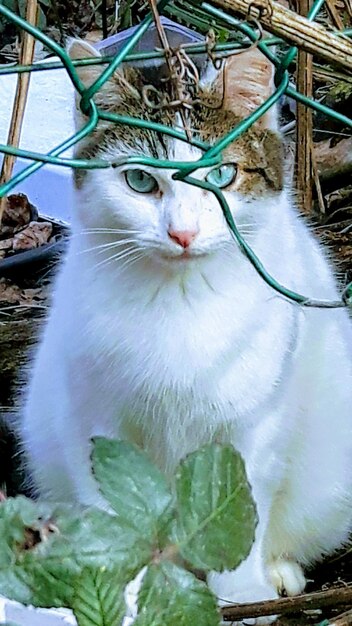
219,47 -> 278,130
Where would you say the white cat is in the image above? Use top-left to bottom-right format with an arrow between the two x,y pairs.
21,39 -> 352,618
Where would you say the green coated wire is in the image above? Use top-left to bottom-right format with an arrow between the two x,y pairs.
79,16 -> 154,113
0,105 -> 100,197
0,3 -> 85,95
175,174 -> 348,308
98,112 -> 209,150
0,144 -> 109,170
0,0 -> 351,308
201,73 -> 289,161
110,155 -> 221,169
0,38 -> 282,77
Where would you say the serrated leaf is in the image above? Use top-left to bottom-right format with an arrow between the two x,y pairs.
92,439 -> 172,541
172,443 -> 257,571
0,496 -> 151,609
134,561 -> 220,626
73,567 -> 125,626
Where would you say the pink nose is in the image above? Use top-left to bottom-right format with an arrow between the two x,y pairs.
168,229 -> 198,249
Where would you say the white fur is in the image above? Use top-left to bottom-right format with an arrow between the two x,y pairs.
22,132 -> 352,617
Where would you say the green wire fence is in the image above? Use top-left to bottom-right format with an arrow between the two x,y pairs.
0,0 -> 351,308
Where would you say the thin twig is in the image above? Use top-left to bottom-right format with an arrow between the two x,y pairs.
342,0 -> 352,18
312,148 -> 326,213
313,65 -> 352,85
146,0 -> 198,139
221,586 -> 352,621
0,0 -> 38,223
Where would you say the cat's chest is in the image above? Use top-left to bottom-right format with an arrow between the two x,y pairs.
77,289 -> 297,426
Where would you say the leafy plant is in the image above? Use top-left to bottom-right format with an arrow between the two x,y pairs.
0,439 -> 257,625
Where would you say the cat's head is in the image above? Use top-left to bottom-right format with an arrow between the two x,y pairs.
68,39 -> 284,269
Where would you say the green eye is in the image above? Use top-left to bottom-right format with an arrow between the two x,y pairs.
206,164 -> 237,189
125,169 -> 158,193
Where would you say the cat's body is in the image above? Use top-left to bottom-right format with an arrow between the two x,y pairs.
21,41 -> 352,615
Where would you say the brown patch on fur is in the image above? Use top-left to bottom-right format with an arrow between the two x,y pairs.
191,103 -> 283,193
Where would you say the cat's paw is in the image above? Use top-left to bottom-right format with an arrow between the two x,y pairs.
268,559 -> 306,597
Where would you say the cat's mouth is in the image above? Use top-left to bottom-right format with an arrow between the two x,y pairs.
161,250 -> 208,262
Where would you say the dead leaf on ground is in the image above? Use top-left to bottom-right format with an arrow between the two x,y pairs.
0,278 -> 46,305
1,193 -> 34,236
12,221 -> 53,252
0,238 -> 14,251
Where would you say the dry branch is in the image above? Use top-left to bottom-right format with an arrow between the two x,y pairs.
331,608 -> 352,626
221,586 -> 352,621
206,0 -> 352,73
0,0 -> 38,223
295,0 -> 314,214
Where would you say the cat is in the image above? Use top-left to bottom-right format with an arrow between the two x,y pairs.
21,38 -> 352,619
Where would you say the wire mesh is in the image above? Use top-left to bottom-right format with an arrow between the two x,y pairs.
0,0 -> 351,308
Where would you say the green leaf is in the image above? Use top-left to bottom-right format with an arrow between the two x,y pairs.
172,443 -> 257,571
134,562 -> 220,626
0,496 -> 150,609
73,567 -> 125,626
92,439 -> 172,541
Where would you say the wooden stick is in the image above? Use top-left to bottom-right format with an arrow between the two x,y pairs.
0,0 -> 38,223
325,0 -> 345,30
312,149 -> 326,213
205,0 -> 352,73
343,0 -> 352,19
221,586 -> 352,621
330,608 -> 352,626
295,0 -> 314,215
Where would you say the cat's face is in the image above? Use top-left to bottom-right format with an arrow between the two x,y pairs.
77,141 -> 236,265
69,40 -> 284,268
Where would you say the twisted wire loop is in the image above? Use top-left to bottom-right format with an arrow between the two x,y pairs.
0,0 -> 351,308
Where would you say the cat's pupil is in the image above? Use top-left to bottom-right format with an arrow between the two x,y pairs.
125,169 -> 158,194
206,164 -> 237,189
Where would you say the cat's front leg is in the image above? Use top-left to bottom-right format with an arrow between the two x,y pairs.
207,418 -> 288,623
208,499 -> 279,624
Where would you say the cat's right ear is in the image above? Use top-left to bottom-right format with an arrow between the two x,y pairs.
68,39 -> 103,89
68,39 -> 106,127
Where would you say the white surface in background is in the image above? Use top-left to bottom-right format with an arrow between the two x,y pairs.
0,594 -> 134,625
0,57 -> 75,153
0,595 -> 76,625
0,58 -> 76,222
0,562 -> 140,624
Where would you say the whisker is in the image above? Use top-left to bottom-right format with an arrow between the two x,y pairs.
77,228 -> 141,235
77,239 -> 138,255
118,252 -> 146,274
92,246 -> 139,271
